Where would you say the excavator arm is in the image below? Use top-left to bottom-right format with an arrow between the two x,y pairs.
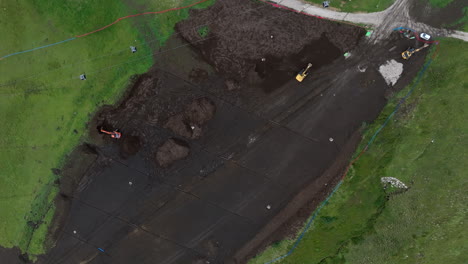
401,44 -> 429,60
100,128 -> 122,139
296,63 -> 313,82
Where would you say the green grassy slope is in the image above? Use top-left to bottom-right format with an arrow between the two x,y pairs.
249,39 -> 467,264
305,0 -> 394,13
0,0 -> 213,257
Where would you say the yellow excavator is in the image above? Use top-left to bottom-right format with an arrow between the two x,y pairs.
296,63 -> 313,82
401,43 -> 429,60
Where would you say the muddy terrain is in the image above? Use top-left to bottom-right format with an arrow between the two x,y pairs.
177,0 -> 365,93
3,0 -> 431,263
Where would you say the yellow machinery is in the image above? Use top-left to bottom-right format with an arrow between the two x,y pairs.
295,63 -> 313,82
401,44 -> 429,60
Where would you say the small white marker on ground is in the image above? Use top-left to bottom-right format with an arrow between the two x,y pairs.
270,35 -> 274,39
129,181 -> 133,186
261,58 -> 266,61
266,205 -> 271,210
329,137 -> 334,142
431,139 -> 434,143
73,230 -> 77,234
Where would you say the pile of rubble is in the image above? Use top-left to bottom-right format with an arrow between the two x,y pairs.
381,177 -> 408,189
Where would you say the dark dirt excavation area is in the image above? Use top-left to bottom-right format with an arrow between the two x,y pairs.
3,0 -> 431,263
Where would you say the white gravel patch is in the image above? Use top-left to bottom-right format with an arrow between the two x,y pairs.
378,59 -> 403,86
381,177 -> 408,189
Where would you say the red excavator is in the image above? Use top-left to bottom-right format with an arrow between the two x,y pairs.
100,128 -> 121,139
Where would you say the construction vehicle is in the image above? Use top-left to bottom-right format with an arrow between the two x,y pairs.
399,29 -> 415,39
295,63 -> 313,82
100,128 -> 121,139
401,44 -> 429,60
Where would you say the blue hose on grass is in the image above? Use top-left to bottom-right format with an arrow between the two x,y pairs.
0,37 -> 76,60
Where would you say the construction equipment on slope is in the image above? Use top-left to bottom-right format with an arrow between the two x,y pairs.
401,43 -> 429,60
100,128 -> 121,139
296,63 -> 313,82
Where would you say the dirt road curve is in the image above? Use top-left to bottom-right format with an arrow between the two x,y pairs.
270,0 -> 468,42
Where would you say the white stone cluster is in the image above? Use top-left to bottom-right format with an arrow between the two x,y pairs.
378,59 -> 403,86
381,177 -> 408,189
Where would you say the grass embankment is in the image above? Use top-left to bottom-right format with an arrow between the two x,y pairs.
305,0 -> 394,13
249,38 -> 468,264
0,0 -> 213,258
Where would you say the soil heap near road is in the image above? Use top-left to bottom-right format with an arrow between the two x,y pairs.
177,0 -> 365,92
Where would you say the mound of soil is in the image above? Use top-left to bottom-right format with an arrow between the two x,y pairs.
164,97 -> 216,139
89,72 -> 204,158
186,97 -> 216,124
177,0 -> 365,92
155,138 -> 190,167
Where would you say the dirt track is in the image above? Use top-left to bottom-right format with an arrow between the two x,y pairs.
269,0 -> 468,42
2,0 -> 430,263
